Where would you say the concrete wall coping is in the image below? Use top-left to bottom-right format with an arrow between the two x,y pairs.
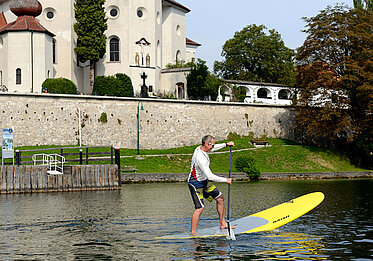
0,92 -> 294,108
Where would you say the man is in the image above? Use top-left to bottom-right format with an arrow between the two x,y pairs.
188,134 -> 235,235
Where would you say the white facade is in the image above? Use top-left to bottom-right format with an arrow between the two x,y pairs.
218,80 -> 295,106
0,0 -> 198,97
0,9 -> 54,93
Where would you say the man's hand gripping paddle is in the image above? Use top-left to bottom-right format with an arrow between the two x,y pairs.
226,145 -> 236,240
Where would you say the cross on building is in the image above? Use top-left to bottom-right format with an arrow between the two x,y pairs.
136,38 -> 151,66
140,72 -> 149,98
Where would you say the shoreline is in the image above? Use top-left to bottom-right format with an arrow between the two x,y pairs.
121,171 -> 373,183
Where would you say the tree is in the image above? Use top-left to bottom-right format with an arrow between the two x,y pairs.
296,5 -> 373,167
74,0 -> 107,94
353,0 -> 373,10
187,59 -> 222,100
213,24 -> 295,85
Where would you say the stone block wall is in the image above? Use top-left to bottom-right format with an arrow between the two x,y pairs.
0,93 -> 296,149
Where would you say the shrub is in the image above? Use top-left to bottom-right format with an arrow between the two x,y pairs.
93,73 -> 134,97
235,155 -> 261,180
42,78 -> 77,94
227,132 -> 241,140
98,112 -> 107,123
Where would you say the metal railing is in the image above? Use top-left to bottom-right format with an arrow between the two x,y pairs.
32,153 -> 65,175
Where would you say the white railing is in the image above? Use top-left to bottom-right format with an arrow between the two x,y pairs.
32,154 -> 65,175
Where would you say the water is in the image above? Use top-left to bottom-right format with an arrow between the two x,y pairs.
1,179 -> 372,260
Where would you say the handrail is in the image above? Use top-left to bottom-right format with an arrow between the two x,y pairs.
32,154 -> 54,166
32,153 -> 65,175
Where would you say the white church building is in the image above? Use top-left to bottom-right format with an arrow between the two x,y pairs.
0,0 -> 200,97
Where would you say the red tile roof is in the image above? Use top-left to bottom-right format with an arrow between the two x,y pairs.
186,37 -> 201,46
0,15 -> 54,36
0,12 -> 7,29
163,0 -> 190,13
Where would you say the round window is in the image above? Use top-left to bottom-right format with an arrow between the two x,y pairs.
47,11 -> 54,19
136,7 -> 147,20
44,8 -> 56,20
110,8 -> 118,17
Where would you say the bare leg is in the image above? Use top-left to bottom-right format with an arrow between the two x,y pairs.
191,208 -> 204,234
216,195 -> 235,229
215,195 -> 227,229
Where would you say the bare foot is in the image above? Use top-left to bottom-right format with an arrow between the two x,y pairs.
220,224 -> 236,230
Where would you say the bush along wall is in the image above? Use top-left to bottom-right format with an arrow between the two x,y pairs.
42,78 -> 78,94
93,73 -> 134,97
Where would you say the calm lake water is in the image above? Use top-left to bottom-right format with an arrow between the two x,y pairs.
1,179 -> 372,260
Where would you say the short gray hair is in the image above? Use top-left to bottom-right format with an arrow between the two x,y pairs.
202,135 -> 214,145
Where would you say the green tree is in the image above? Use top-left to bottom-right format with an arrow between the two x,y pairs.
353,0 -> 373,10
187,59 -> 222,100
74,0 -> 107,94
296,5 -> 373,167
214,24 -> 295,85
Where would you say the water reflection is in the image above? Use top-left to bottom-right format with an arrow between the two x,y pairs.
258,232 -> 327,260
0,179 -> 372,260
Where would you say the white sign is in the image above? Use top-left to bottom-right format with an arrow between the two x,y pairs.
2,128 -> 14,162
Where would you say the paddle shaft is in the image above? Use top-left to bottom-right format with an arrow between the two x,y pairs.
227,145 -> 232,236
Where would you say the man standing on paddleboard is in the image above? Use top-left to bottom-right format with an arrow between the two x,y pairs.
188,134 -> 235,235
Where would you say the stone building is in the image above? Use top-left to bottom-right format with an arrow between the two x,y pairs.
0,0 -> 199,97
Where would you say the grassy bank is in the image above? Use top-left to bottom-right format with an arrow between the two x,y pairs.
9,137 -> 368,173
120,137 -> 368,173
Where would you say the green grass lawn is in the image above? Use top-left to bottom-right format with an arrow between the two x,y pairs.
7,137 -> 368,173
120,137 -> 367,173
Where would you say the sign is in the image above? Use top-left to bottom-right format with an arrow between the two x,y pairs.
2,128 -> 14,161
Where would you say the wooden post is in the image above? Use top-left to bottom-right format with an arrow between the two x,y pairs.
115,147 -> 121,184
15,150 -> 21,166
86,148 -> 89,165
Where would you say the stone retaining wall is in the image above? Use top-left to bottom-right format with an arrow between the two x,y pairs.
121,171 -> 373,183
0,93 -> 296,149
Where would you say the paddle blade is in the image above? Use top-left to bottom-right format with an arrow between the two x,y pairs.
226,225 -> 236,240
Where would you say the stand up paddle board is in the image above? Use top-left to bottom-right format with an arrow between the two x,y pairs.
156,191 -> 324,239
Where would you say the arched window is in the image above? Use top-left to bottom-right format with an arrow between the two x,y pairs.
156,40 -> 161,68
257,88 -> 271,99
109,38 -> 119,62
52,39 -> 56,64
176,50 -> 181,63
278,89 -> 290,100
16,68 -> 21,85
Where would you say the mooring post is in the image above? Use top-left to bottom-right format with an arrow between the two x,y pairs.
114,147 -> 121,184
79,149 -> 83,165
15,150 -> 21,165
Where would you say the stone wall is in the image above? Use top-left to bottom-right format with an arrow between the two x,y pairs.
0,93 -> 296,149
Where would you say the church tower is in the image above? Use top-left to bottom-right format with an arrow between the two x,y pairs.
0,0 -> 54,93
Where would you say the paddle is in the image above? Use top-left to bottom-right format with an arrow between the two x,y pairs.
226,145 -> 236,240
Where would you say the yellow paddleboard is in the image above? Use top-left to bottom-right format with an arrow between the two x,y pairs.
156,192 -> 325,239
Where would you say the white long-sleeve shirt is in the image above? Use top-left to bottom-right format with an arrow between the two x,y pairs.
188,143 -> 228,183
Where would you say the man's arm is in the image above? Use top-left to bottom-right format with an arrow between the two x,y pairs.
211,141 -> 234,152
197,155 -> 227,183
